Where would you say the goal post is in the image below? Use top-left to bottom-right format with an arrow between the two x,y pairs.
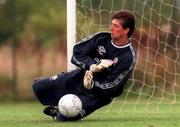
67,0 -> 76,71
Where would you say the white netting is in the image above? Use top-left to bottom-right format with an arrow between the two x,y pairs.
76,0 -> 180,110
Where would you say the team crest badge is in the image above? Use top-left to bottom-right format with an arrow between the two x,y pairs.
113,57 -> 118,65
97,46 -> 106,55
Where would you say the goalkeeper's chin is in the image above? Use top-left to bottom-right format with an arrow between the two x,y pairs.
110,34 -> 118,41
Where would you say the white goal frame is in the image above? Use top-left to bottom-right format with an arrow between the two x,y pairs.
67,0 -> 76,71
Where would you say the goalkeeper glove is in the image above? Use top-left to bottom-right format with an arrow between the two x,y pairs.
90,59 -> 113,73
83,70 -> 94,89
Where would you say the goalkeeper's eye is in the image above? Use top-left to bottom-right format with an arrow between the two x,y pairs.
111,19 -> 122,29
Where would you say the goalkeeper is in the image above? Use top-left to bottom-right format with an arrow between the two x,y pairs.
32,10 -> 136,121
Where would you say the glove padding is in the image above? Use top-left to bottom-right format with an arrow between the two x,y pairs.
90,59 -> 113,73
83,70 -> 94,89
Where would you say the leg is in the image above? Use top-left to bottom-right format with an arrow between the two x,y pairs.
32,69 -> 84,106
32,74 -> 68,106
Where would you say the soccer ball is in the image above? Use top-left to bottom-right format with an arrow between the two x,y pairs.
58,94 -> 82,118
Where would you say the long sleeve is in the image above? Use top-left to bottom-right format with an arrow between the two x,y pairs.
71,33 -> 98,70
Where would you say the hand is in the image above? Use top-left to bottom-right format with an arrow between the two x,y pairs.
90,59 -> 113,73
83,70 -> 94,89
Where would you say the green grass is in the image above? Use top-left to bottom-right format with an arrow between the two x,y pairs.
0,101 -> 180,127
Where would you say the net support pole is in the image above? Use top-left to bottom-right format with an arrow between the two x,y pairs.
67,0 -> 76,71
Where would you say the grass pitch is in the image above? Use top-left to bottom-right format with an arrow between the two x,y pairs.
0,100 -> 180,127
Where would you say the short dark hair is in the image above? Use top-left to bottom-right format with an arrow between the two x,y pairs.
112,10 -> 135,38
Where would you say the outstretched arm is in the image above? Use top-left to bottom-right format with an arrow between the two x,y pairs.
71,34 -> 98,70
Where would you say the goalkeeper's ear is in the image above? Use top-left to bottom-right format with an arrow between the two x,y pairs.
124,28 -> 130,35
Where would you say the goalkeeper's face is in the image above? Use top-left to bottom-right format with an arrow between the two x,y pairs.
110,19 -> 128,40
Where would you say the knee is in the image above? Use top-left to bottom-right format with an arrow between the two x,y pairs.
32,79 -> 40,94
32,77 -> 54,94
32,77 -> 46,94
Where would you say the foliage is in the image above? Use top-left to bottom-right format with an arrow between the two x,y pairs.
0,0 -> 66,46
0,0 -> 175,45
0,0 -> 30,43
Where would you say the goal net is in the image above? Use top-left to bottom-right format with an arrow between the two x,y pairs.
68,0 -> 180,111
